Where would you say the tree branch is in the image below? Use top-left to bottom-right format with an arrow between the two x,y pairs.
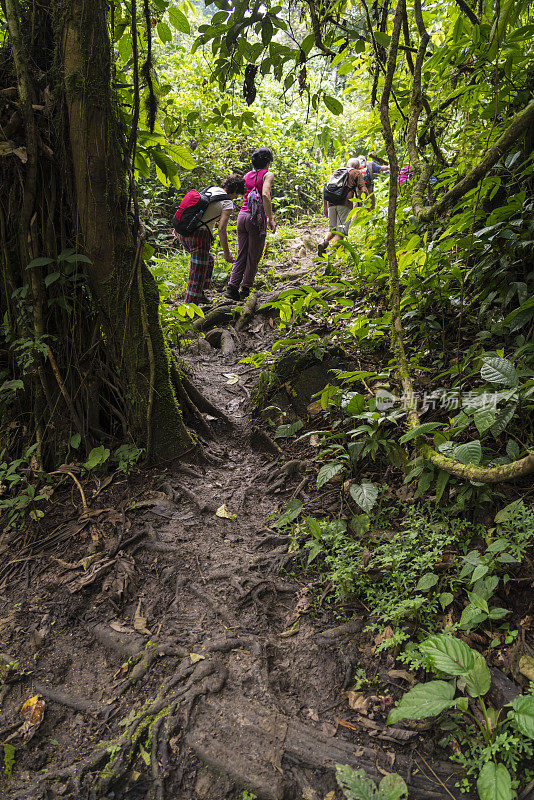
415,99 -> 534,221
453,0 -> 479,26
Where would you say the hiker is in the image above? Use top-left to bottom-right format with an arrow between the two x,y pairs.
317,157 -> 367,257
225,148 -> 276,301
358,155 -> 389,209
398,164 -> 414,186
174,175 -> 245,305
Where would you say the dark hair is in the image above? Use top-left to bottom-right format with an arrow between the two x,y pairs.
251,148 -> 273,170
221,174 -> 246,195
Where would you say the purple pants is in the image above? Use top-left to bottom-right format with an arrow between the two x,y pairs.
228,211 -> 266,290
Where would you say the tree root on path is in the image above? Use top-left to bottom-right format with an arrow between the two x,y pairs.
204,327 -> 236,355
235,292 -> 258,332
193,305 -> 239,332
250,425 -> 283,457
19,659 -> 228,800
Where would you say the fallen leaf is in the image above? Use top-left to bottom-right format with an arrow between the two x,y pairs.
223,373 -> 240,385
336,717 -> 358,731
519,655 -> 534,682
133,600 -> 152,636
374,625 -> 394,649
215,504 -> 237,520
190,653 -> 205,664
388,668 -> 414,684
109,620 -> 133,634
346,691 -> 371,714
18,695 -> 46,742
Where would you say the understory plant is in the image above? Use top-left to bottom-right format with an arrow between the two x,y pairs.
387,634 -> 534,799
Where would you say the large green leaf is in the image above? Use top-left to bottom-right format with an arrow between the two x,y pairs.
419,634 -> 475,675
168,6 -> 190,33
509,694 -> 534,738
454,440 -> 482,466
350,482 -> 378,513
323,94 -> 343,115
490,405 -> 516,438
415,573 -> 439,592
165,144 -> 196,170
378,773 -> 408,800
336,764 -> 377,800
464,651 -> 491,697
474,407 -> 496,435
399,422 -> 443,444
317,461 -> 344,488
387,680 -> 456,724
476,762 -> 512,800
157,21 -> 172,43
480,357 -> 518,387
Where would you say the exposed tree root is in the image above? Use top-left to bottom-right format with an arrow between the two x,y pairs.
193,305 -> 239,331
235,292 -> 259,332
204,327 -> 236,355
251,425 -> 283,456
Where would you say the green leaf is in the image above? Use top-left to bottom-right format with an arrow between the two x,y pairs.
27,256 -> 54,268
464,650 -> 491,697
378,773 -> 408,800
509,694 -> 534,738
44,271 -> 60,288
168,6 -> 190,33
474,407 -> 496,435
419,634 -> 475,675
274,420 -> 304,439
435,469 -> 449,503
476,762 -> 512,800
350,482 -> 378,513
491,405 -> 516,438
157,21 -> 172,43
165,144 -> 196,170
336,764 -> 377,800
467,591 -> 489,615
83,445 -> 110,471
415,573 -> 439,592
3,742 -> 15,780
374,31 -> 391,47
480,357 -> 519,388
301,32 -> 315,55
273,498 -> 303,528
70,433 -> 81,450
488,607 -> 510,620
494,499 -> 522,523
439,592 -> 454,610
261,16 -> 273,45
454,440 -> 482,466
387,680 -> 456,724
399,422 -> 443,444
471,563 -> 489,582
323,94 -> 343,115
317,461 -> 344,488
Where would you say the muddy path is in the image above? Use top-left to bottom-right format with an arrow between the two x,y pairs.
0,226 -> 467,800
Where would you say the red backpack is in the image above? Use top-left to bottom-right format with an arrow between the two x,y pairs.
172,188 -> 229,236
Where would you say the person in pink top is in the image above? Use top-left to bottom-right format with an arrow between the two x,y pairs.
225,148 -> 276,301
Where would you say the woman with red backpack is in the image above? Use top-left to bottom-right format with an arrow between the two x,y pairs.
224,148 -> 276,301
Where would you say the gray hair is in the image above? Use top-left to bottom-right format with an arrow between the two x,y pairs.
347,157 -> 360,168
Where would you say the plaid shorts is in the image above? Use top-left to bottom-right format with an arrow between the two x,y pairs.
177,229 -> 214,303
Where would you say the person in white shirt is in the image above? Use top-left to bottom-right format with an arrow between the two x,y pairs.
178,175 -> 245,304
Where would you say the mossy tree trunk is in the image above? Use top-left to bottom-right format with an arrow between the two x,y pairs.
0,0 -> 194,462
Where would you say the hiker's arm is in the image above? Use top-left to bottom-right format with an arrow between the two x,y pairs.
380,164 -> 390,171
262,171 -> 276,232
218,209 -> 234,263
323,192 -> 328,216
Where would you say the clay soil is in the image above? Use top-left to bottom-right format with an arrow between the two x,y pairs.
0,230 -> 470,800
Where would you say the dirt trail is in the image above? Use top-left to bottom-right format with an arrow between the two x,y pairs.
0,227 -> 467,800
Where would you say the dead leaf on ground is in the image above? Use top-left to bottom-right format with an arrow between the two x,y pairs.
67,557 -> 115,593
388,668 -> 415,684
374,625 -> 394,649
17,695 -> 46,743
346,691 -> 371,714
133,600 -> 152,636
519,655 -> 534,681
109,620 -> 134,634
216,504 -> 237,520
190,653 -> 205,664
102,554 -> 135,602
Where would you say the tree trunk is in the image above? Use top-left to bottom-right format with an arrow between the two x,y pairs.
13,0 -> 194,461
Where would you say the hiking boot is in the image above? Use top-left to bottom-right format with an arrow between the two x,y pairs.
239,287 -> 251,301
317,241 -> 328,258
224,285 -> 240,301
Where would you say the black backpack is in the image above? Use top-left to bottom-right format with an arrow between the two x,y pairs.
323,167 -> 351,204
172,188 -> 229,236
